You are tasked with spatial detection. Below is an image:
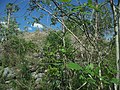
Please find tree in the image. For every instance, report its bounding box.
[0,0,119,89]
[27,0,119,89]
[0,3,38,90]
[109,0,120,89]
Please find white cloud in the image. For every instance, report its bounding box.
[31,23,43,29]
[15,28,20,31]
[18,28,20,30]
[28,27,32,30]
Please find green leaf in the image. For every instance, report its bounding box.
[67,62,82,70]
[86,63,94,70]
[50,52,54,55]
[89,63,94,69]
[88,0,92,5]
[59,0,71,2]
[111,78,120,84]
[43,0,50,5]
[87,78,96,85]
[72,6,84,13]
[79,75,85,80]
[60,48,66,53]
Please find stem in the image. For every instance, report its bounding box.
[110,0,120,89]
[7,10,11,29]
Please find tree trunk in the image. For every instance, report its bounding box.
[7,10,11,29]
[110,0,120,89]
[62,16,65,47]
[94,0,103,89]
[118,0,120,90]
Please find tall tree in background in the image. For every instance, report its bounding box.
[6,3,19,29]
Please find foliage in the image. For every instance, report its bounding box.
[0,0,119,90]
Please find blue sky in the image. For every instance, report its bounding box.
[0,0,118,32]
[0,0,60,31]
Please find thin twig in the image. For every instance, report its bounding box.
[76,82,87,90]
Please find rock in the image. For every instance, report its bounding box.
[3,67,15,78]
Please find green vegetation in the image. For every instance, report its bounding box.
[0,0,120,90]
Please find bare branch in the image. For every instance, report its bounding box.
[76,82,87,90]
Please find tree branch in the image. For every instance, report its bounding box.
[35,2,91,53]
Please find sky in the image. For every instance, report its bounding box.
[0,0,61,32]
[0,0,118,32]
